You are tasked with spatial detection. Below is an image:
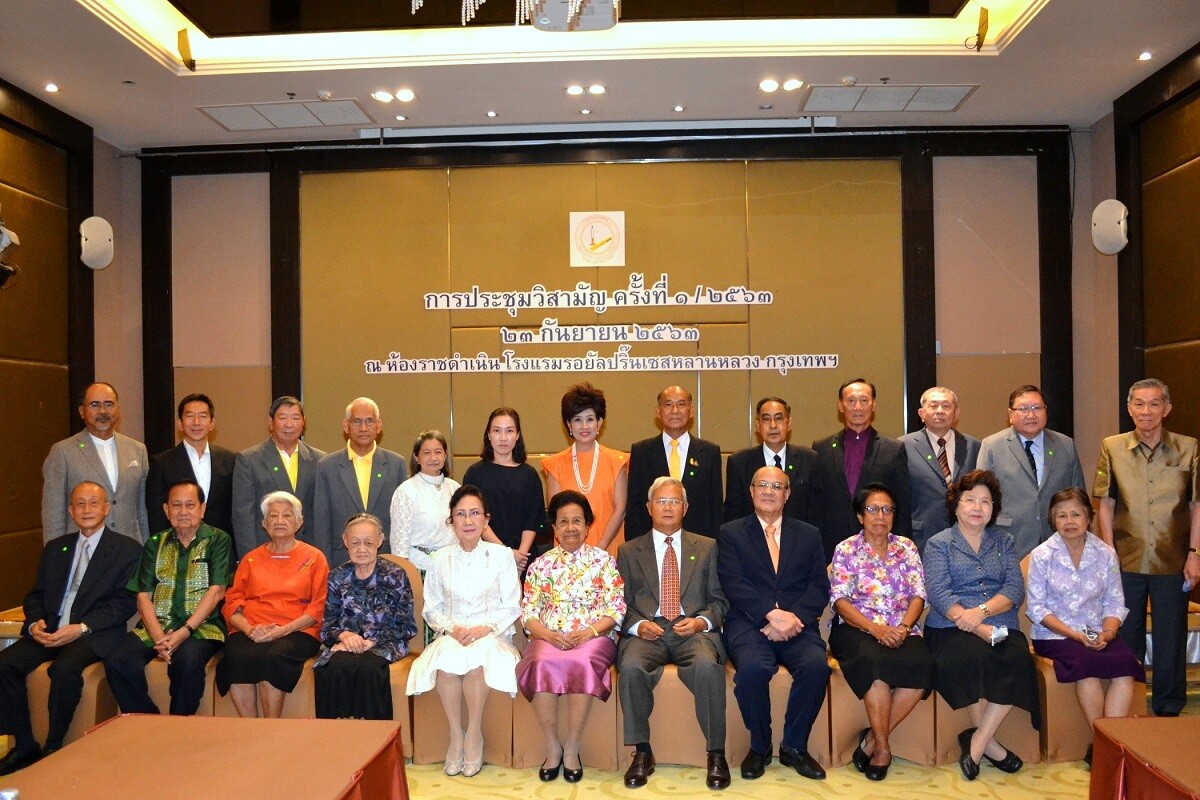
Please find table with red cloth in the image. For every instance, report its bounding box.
[1091,717,1200,800]
[0,714,408,800]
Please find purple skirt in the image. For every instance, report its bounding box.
[515,636,616,702]
[1032,637,1146,683]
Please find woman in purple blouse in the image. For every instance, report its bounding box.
[1025,488,1144,764]
[829,482,934,781]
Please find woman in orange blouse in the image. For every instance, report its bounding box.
[217,491,329,717]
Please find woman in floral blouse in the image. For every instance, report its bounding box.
[314,512,417,720]
[516,490,626,784]
[829,482,933,781]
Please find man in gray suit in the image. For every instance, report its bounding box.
[311,397,406,568]
[616,477,730,790]
[41,382,149,544]
[977,384,1086,558]
[901,387,981,551]
[232,395,325,560]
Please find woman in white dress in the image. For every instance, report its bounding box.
[389,430,460,574]
[406,484,521,778]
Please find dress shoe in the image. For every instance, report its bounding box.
[983,746,1023,773]
[706,752,731,790]
[1084,744,1093,767]
[864,757,891,782]
[563,764,584,783]
[739,749,770,779]
[0,746,42,776]
[852,727,871,773]
[958,728,979,781]
[624,751,655,788]
[538,761,561,781]
[779,743,825,780]
[461,759,483,778]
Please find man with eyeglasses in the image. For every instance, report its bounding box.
[978,384,1085,559]
[723,397,817,526]
[718,466,829,781]
[311,397,406,567]
[901,387,981,551]
[41,382,149,544]
[1093,378,1199,717]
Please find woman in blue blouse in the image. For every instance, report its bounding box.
[922,469,1039,781]
[314,512,417,719]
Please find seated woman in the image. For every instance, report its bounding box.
[1026,487,1144,764]
[516,490,626,783]
[217,491,329,717]
[406,485,522,778]
[829,482,934,781]
[923,469,1040,781]
[314,512,418,720]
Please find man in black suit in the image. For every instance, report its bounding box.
[0,482,140,774]
[724,396,817,524]
[146,393,236,541]
[810,378,910,560]
[626,386,723,540]
[719,466,830,781]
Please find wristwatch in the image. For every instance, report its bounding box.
[79,622,91,636]
[977,603,989,616]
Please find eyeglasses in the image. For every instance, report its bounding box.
[348,418,377,428]
[652,498,683,507]
[863,505,895,515]
[752,480,787,492]
[1009,404,1045,415]
[959,497,993,507]
[85,401,117,410]
[453,509,485,519]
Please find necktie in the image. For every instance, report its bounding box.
[937,437,951,483]
[59,540,92,624]
[1023,439,1038,484]
[764,524,780,572]
[773,453,782,469]
[661,536,680,619]
[668,439,682,481]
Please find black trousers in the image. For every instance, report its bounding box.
[0,636,100,752]
[104,632,221,715]
[1119,571,1187,715]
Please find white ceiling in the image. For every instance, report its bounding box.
[1,0,1198,151]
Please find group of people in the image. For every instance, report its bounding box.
[0,376,1194,785]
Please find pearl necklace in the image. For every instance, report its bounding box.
[418,472,445,492]
[571,443,600,495]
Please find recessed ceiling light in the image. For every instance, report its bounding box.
[396,88,416,102]
[759,103,773,110]
[674,105,685,112]
[486,110,497,118]
[372,90,394,102]
[45,83,59,93]
[759,79,779,92]
[395,115,407,121]
[566,85,585,96]
[581,108,591,115]
[782,79,803,91]
[1138,51,1153,61]
[588,84,606,95]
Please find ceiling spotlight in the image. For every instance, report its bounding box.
[486,110,497,118]
[1138,51,1153,61]
[674,105,685,112]
[588,84,606,95]
[782,79,803,91]
[759,79,779,93]
[395,115,407,121]
[45,83,59,93]
[759,103,773,110]
[581,109,591,115]
[372,90,394,102]
[396,88,416,102]
[566,85,585,96]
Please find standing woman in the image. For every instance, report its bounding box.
[390,430,461,572]
[406,486,522,778]
[462,408,545,573]
[923,469,1040,781]
[541,383,629,556]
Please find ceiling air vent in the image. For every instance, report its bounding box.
[800,84,977,114]
[200,98,374,132]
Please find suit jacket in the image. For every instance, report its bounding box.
[231,438,326,560]
[625,435,723,540]
[723,443,817,525]
[717,515,829,645]
[312,445,407,568]
[810,429,911,560]
[41,431,149,545]
[901,429,981,551]
[615,530,728,659]
[23,527,141,658]
[977,426,1086,559]
[146,442,237,539]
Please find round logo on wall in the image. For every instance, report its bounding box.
[572,213,622,264]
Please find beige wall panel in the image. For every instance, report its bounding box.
[1143,156,1200,346]
[0,529,43,610]
[171,366,273,453]
[933,156,1040,356]
[172,174,271,367]
[0,361,70,533]
[1145,342,1200,440]
[935,353,1042,441]
[0,125,67,205]
[0,186,68,363]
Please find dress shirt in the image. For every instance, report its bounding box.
[921,524,1024,630]
[90,433,120,489]
[183,440,212,499]
[662,431,692,462]
[348,441,377,508]
[1019,432,1046,486]
[628,528,713,635]
[276,444,299,491]
[924,429,955,475]
[762,444,786,471]
[1025,532,1128,639]
[841,427,871,492]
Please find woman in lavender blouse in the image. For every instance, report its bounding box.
[1026,488,1144,764]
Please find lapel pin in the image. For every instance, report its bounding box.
[926,454,933,460]
[272,466,279,471]
[787,463,794,471]
[689,555,696,561]
[832,442,838,448]
[376,472,382,478]
[78,442,86,449]
[1048,450,1055,456]
[688,470,695,477]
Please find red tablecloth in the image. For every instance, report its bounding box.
[1091,717,1200,800]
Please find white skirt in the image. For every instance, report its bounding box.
[405,633,520,697]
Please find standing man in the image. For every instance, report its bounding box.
[312,397,407,567]
[626,386,723,540]
[617,477,730,790]
[0,482,141,773]
[232,395,326,560]
[1094,379,1199,717]
[978,384,1086,559]
[811,379,910,560]
[724,396,817,525]
[42,382,149,544]
[146,393,236,539]
[901,387,981,550]
[719,466,830,781]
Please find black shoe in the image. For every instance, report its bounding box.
[739,749,770,780]
[0,745,42,776]
[958,728,979,781]
[852,727,871,773]
[864,756,891,782]
[706,752,731,790]
[624,751,655,788]
[779,743,825,780]
[563,764,583,783]
[538,760,561,781]
[1084,744,1093,768]
[982,745,1023,773]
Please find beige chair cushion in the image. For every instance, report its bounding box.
[510,666,620,770]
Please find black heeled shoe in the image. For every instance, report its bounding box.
[958,728,979,781]
[539,760,561,781]
[982,745,1023,773]
[852,728,870,773]
[864,756,891,781]
[563,764,583,783]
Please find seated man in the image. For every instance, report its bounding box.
[104,480,232,715]
[616,477,731,790]
[719,466,830,781]
[0,482,141,774]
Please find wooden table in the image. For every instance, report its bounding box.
[1090,717,1200,800]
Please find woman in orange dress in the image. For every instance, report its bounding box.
[541,383,628,556]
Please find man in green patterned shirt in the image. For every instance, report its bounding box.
[104,480,232,714]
